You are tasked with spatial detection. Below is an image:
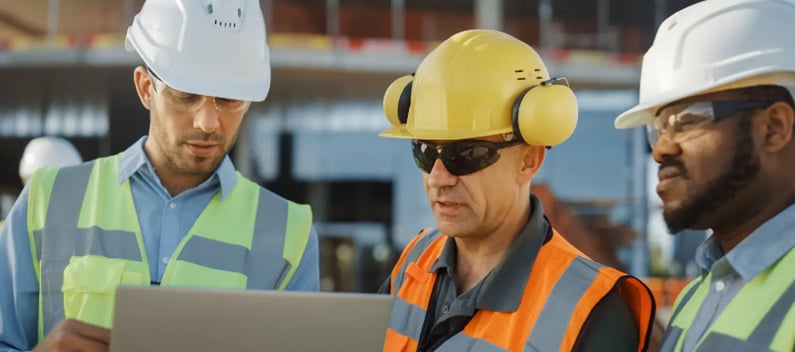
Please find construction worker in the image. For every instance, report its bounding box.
[0,0,319,351]
[614,0,795,351]
[18,136,84,185]
[378,29,654,352]
[0,137,84,229]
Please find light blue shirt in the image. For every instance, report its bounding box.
[0,137,320,351]
[680,202,795,351]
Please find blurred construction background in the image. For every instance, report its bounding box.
[0,0,706,316]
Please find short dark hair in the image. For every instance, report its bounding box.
[731,85,795,107]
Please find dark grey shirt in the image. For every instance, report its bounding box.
[381,195,641,351]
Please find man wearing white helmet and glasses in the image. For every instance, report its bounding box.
[0,1,319,351]
[615,0,795,350]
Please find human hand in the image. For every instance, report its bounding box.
[32,319,110,352]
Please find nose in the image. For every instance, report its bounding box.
[193,100,220,133]
[651,132,682,164]
[426,159,458,188]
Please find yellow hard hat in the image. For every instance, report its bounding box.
[381,29,578,146]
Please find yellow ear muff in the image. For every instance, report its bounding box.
[383,75,414,128]
[512,79,578,146]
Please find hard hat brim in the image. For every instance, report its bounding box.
[379,126,515,141]
[614,69,795,129]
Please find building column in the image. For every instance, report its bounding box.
[475,0,503,30]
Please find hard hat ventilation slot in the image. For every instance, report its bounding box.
[213,20,237,28]
[205,0,245,31]
[515,69,527,81]
[534,68,543,81]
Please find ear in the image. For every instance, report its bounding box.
[518,145,546,184]
[133,66,153,110]
[761,101,794,153]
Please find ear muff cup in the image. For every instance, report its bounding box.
[511,82,578,146]
[383,75,415,127]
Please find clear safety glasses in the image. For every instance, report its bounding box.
[647,100,773,147]
[147,68,250,114]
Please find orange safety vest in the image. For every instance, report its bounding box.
[384,229,654,352]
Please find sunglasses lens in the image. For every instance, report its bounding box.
[411,140,437,173]
[411,140,506,176]
[442,143,499,176]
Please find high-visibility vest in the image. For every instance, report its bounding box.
[660,246,795,352]
[384,229,654,352]
[27,154,313,341]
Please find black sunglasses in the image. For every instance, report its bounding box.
[411,139,523,176]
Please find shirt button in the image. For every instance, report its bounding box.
[169,203,176,209]
[162,257,170,265]
[715,281,725,292]
[442,305,449,314]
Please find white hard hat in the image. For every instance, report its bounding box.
[125,0,271,102]
[615,0,795,129]
[19,137,83,182]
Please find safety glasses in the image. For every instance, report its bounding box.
[411,139,523,176]
[647,100,773,147]
[147,68,250,114]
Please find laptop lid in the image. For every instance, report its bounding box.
[110,286,394,352]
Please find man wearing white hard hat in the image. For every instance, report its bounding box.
[615,0,795,350]
[18,136,83,185]
[0,137,82,228]
[0,1,319,351]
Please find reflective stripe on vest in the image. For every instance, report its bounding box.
[27,155,312,341]
[663,246,795,352]
[384,229,654,352]
[659,277,703,352]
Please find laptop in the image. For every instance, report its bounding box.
[110,285,394,352]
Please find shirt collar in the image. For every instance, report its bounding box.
[429,194,550,312]
[117,136,237,199]
[695,202,795,281]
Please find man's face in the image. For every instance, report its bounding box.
[415,135,537,239]
[652,93,763,233]
[141,68,248,176]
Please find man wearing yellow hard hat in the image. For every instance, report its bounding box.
[378,29,655,352]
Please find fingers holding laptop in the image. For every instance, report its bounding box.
[33,319,111,352]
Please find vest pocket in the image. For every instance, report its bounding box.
[62,255,144,329]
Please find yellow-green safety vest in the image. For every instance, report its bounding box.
[660,246,795,351]
[27,154,313,342]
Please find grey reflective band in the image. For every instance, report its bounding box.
[37,162,96,337]
[177,236,250,273]
[695,279,795,351]
[388,296,427,341]
[248,188,290,289]
[669,277,703,326]
[658,277,704,352]
[659,326,683,352]
[176,188,291,289]
[392,229,441,292]
[745,279,795,345]
[34,228,141,262]
[436,333,509,352]
[697,333,749,351]
[525,257,601,352]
